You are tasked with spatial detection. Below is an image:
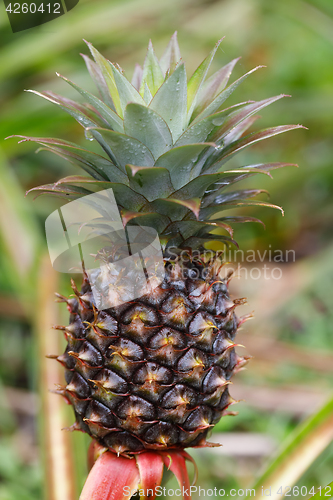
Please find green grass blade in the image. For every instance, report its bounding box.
[36,256,77,500]
[309,480,333,500]
[0,148,42,312]
[253,396,333,500]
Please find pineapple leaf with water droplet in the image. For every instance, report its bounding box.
[87,127,155,171]
[125,165,174,201]
[124,103,173,160]
[155,143,214,189]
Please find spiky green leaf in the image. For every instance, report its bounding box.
[110,63,146,116]
[9,135,128,182]
[193,58,240,118]
[29,176,147,211]
[131,63,143,91]
[26,183,90,200]
[44,175,113,191]
[209,95,287,144]
[187,39,223,119]
[169,169,269,201]
[81,53,115,109]
[140,40,165,96]
[212,188,269,204]
[57,73,124,133]
[175,102,252,147]
[223,115,259,146]
[193,66,264,123]
[150,198,201,221]
[26,90,106,129]
[143,82,153,104]
[159,31,181,76]
[122,211,170,233]
[162,219,233,240]
[216,216,265,226]
[61,176,147,211]
[200,200,284,219]
[85,41,122,116]
[208,125,305,173]
[149,64,187,141]
[202,163,296,206]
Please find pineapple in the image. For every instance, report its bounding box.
[13,32,302,495]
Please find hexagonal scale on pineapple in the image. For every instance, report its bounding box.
[144,421,179,447]
[84,400,117,438]
[188,282,216,311]
[66,371,91,399]
[104,431,144,455]
[160,291,194,330]
[90,368,128,393]
[147,328,187,366]
[202,365,228,393]
[85,326,117,352]
[161,384,196,409]
[69,341,103,366]
[132,362,174,402]
[177,348,208,388]
[182,405,213,431]
[115,395,156,434]
[120,304,161,343]
[188,312,218,350]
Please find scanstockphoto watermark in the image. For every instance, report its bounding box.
[123,486,257,498]
[123,485,330,497]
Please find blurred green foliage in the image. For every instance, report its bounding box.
[0,0,332,498]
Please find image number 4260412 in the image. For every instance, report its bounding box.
[4,0,79,32]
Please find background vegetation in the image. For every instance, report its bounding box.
[0,0,332,499]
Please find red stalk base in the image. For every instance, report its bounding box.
[80,441,197,500]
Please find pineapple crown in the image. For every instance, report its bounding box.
[13,32,303,251]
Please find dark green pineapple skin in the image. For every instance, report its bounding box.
[56,257,247,455]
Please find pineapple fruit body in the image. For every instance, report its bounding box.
[15,33,302,455]
[59,257,246,454]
